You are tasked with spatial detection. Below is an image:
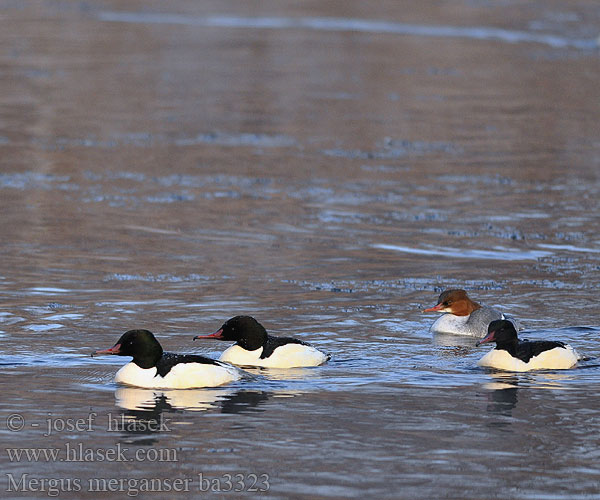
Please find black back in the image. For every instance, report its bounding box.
[155,352,222,378]
[512,340,567,363]
[260,335,309,359]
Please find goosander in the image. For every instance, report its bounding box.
[424,289,519,337]
[93,329,242,389]
[476,320,579,371]
[193,316,330,368]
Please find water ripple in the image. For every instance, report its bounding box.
[372,243,552,261]
[97,12,600,50]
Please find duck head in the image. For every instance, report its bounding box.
[194,316,268,351]
[476,319,518,347]
[93,329,163,369]
[423,289,481,316]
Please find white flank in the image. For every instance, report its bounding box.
[430,314,471,335]
[219,343,329,368]
[114,361,241,389]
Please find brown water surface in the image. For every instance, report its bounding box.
[1,1,600,498]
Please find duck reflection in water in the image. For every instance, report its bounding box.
[113,386,273,428]
[482,375,520,418]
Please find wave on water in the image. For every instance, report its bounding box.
[372,243,552,261]
[97,12,600,50]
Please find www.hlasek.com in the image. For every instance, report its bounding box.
[6,473,270,497]
[6,442,177,463]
